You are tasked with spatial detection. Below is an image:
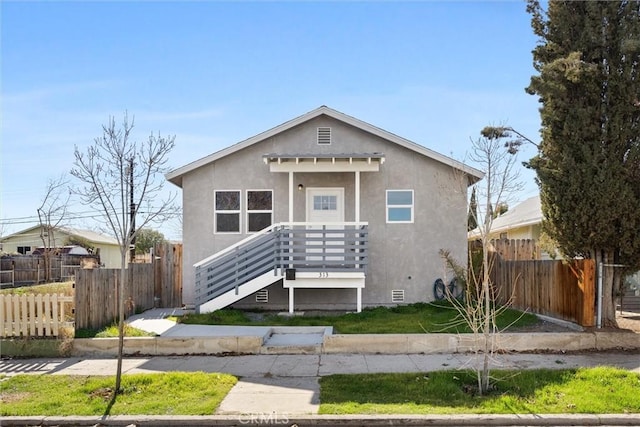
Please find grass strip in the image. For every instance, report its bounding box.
[179,302,539,334]
[0,372,237,416]
[319,367,640,414]
[0,281,74,296]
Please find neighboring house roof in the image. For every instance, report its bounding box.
[0,225,118,246]
[166,105,484,187]
[59,227,119,245]
[468,195,542,238]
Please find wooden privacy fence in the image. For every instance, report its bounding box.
[153,243,182,309]
[0,293,74,337]
[74,243,182,330]
[490,238,540,260]
[491,258,596,327]
[0,255,100,288]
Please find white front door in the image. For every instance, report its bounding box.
[306,188,345,223]
[306,188,345,261]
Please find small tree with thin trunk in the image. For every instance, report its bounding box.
[37,175,71,282]
[443,126,523,395]
[71,113,178,395]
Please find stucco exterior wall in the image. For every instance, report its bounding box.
[181,115,469,309]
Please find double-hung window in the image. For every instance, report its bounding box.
[214,190,241,233]
[247,190,273,233]
[386,190,414,223]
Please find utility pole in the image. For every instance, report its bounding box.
[129,157,136,263]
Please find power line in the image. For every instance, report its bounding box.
[0,211,106,226]
[0,208,180,226]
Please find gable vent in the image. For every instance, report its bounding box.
[255,290,269,303]
[391,289,405,303]
[317,127,331,145]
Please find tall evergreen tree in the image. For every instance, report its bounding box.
[526,0,640,326]
[468,186,478,231]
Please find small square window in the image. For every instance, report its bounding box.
[313,195,337,211]
[386,190,414,223]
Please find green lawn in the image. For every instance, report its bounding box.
[319,367,640,414]
[0,372,237,416]
[0,281,74,296]
[178,302,539,334]
[2,368,638,416]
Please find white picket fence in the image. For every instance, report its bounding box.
[0,293,74,337]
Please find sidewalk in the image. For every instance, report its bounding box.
[2,352,639,417]
[2,352,640,426]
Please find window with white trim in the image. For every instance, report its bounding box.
[247,190,273,233]
[214,190,241,233]
[386,190,414,223]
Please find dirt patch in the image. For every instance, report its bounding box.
[616,312,640,332]
[509,312,640,333]
[507,318,578,333]
[0,391,31,404]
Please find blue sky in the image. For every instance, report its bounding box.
[1,1,542,241]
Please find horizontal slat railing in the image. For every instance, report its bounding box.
[275,224,368,274]
[194,222,368,306]
[195,230,278,305]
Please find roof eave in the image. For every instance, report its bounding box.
[165,105,485,186]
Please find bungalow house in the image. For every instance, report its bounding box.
[0,226,121,268]
[468,195,543,241]
[467,195,557,260]
[166,106,483,313]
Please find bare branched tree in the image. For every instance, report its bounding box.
[442,127,523,395]
[71,113,179,395]
[37,175,71,282]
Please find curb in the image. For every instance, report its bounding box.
[3,414,640,426]
[69,331,640,357]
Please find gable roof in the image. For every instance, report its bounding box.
[166,105,484,187]
[1,225,118,246]
[491,195,542,233]
[468,195,542,238]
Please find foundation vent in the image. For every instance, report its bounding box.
[255,290,269,303]
[391,289,405,303]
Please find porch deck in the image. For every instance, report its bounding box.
[194,222,368,313]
